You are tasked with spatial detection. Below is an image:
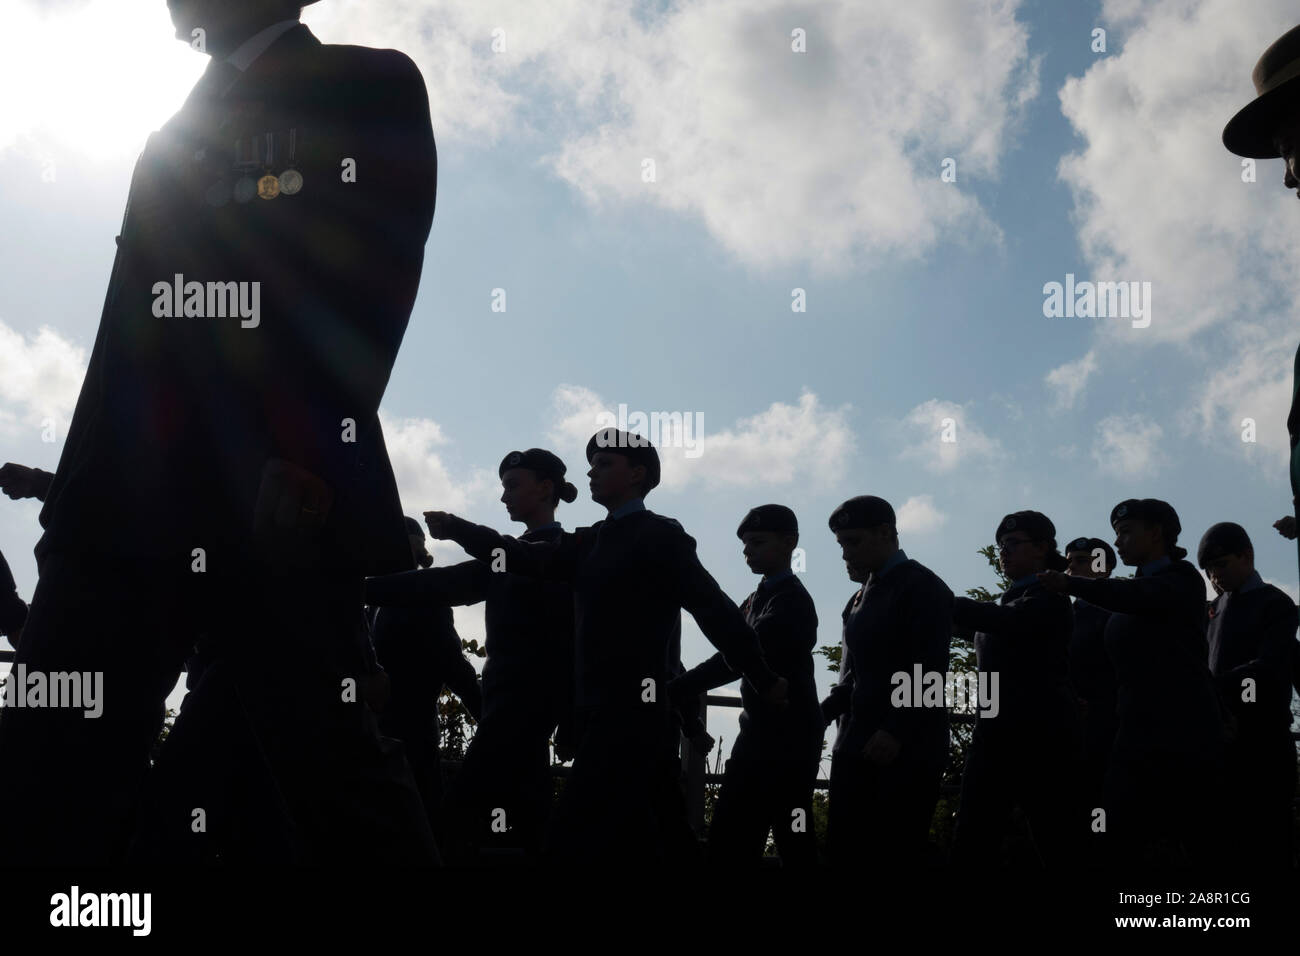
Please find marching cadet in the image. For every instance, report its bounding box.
[951,512,1081,866]
[424,428,788,864]
[669,504,822,867]
[366,517,483,842]
[821,496,952,866]
[1038,499,1226,866]
[0,0,440,864]
[364,450,577,864]
[1198,522,1298,869]
[1063,536,1119,819]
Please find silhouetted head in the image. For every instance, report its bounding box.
[1198,522,1256,594]
[829,496,898,583]
[1064,536,1116,579]
[737,505,799,576]
[1223,24,1300,198]
[168,0,309,56]
[1109,499,1185,568]
[994,511,1068,581]
[585,429,659,510]
[498,448,577,527]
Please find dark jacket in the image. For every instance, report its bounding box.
[1207,581,1298,746]
[365,525,573,731]
[954,580,1077,737]
[0,549,27,641]
[1068,598,1116,707]
[366,603,481,730]
[1068,557,1225,760]
[36,25,436,577]
[441,510,777,717]
[826,558,953,770]
[671,572,822,761]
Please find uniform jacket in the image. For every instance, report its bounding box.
[1207,581,1298,744]
[954,580,1077,738]
[826,558,953,770]
[36,25,436,577]
[441,510,776,717]
[365,524,574,731]
[671,572,822,761]
[1069,558,1225,760]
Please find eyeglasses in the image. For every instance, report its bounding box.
[997,537,1033,553]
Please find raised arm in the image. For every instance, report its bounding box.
[365,560,488,608]
[425,511,580,583]
[669,528,779,696]
[953,588,1070,640]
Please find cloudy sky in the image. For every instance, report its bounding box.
[3,0,1299,758]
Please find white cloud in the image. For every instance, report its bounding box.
[897,399,1001,474]
[1090,413,1166,478]
[377,408,494,533]
[895,494,948,534]
[6,0,1040,271]
[0,321,87,440]
[1055,0,1300,464]
[545,384,854,490]
[311,0,1039,271]
[1045,349,1098,410]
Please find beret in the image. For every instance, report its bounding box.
[1111,498,1187,560]
[828,496,895,532]
[1197,522,1253,567]
[1065,536,1117,571]
[586,428,660,491]
[500,447,578,503]
[737,504,799,539]
[997,510,1056,544]
[997,510,1068,571]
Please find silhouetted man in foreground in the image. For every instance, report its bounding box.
[1224,24,1300,591]
[0,0,438,864]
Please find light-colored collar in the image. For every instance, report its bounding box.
[607,498,646,521]
[1237,570,1265,594]
[867,548,907,588]
[1138,554,1172,577]
[760,568,795,589]
[226,19,299,72]
[523,521,562,537]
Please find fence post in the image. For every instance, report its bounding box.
[681,691,707,834]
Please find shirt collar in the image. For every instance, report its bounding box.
[1237,570,1265,594]
[760,568,795,589]
[873,548,907,581]
[1138,554,1172,577]
[523,521,562,538]
[607,498,646,521]
[1010,572,1039,590]
[226,19,300,72]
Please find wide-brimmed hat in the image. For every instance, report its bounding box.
[1223,24,1300,158]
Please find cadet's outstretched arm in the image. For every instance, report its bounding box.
[425,512,579,583]
[952,591,1071,641]
[671,531,779,695]
[364,560,488,608]
[1058,568,1199,615]
[671,653,739,699]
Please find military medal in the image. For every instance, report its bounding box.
[233,136,256,204]
[256,132,279,200]
[278,128,303,195]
